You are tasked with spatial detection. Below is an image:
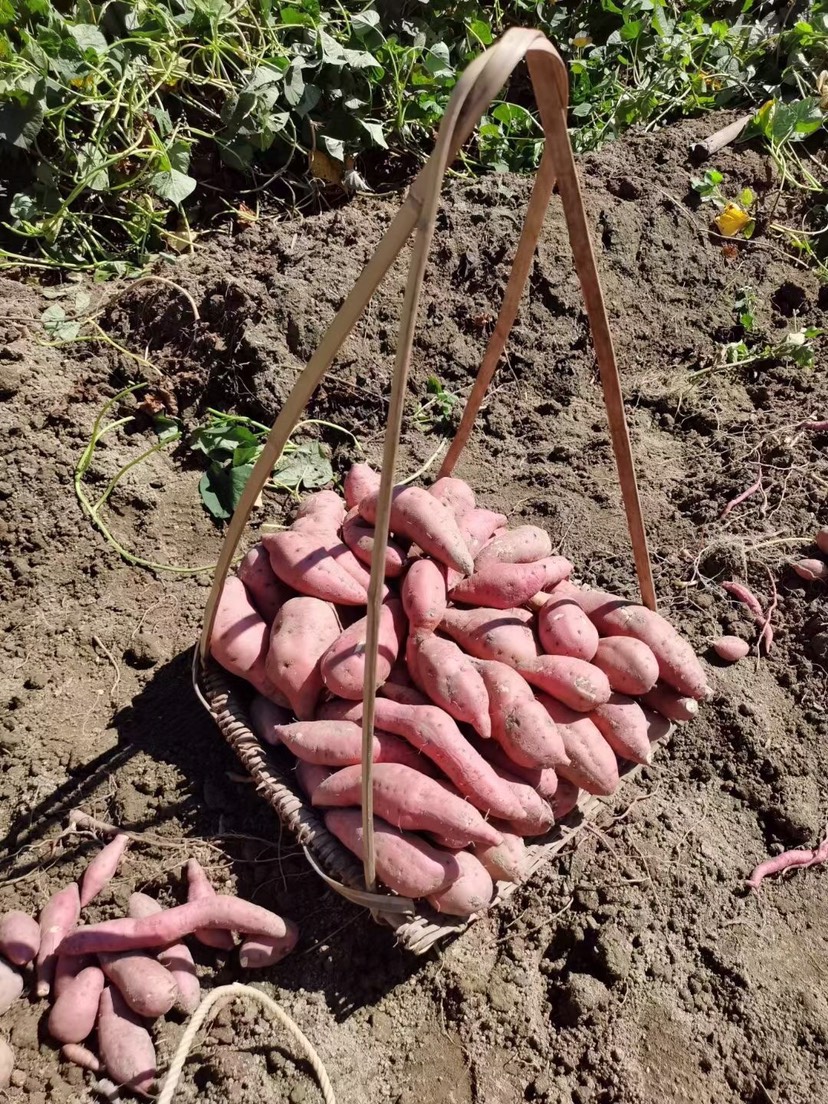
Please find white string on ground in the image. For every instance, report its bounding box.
[157,982,336,1104]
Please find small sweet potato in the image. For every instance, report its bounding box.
[460,508,510,558]
[591,635,659,696]
[517,655,611,712]
[313,763,503,848]
[0,911,40,967]
[538,695,619,796]
[239,935,295,969]
[428,477,476,521]
[276,718,437,774]
[537,598,599,661]
[99,951,177,1019]
[48,965,105,1044]
[54,952,95,999]
[61,1044,100,1074]
[474,827,529,884]
[324,809,461,897]
[449,560,548,609]
[475,525,552,568]
[341,508,406,578]
[0,957,23,1016]
[712,635,750,662]
[0,1038,12,1090]
[36,883,80,997]
[553,580,709,699]
[591,693,652,765]
[320,599,405,700]
[185,859,235,953]
[476,659,568,769]
[409,631,491,739]
[372,698,523,820]
[402,559,447,633]
[792,557,827,582]
[127,894,200,1015]
[816,527,828,555]
[440,606,539,668]
[551,779,580,819]
[238,544,290,624]
[293,490,346,533]
[359,486,474,576]
[209,575,273,696]
[265,596,342,719]
[640,682,699,723]
[426,851,494,917]
[344,463,381,510]
[493,765,555,837]
[97,986,156,1095]
[79,833,131,908]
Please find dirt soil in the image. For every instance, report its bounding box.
[1,113,827,1104]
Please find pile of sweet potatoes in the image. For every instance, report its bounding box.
[0,833,296,1095]
[211,465,709,917]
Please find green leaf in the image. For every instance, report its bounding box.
[357,118,387,147]
[424,42,454,79]
[468,18,492,45]
[738,187,755,207]
[77,144,109,191]
[150,168,196,205]
[199,462,254,520]
[68,24,109,56]
[41,304,80,341]
[272,441,333,492]
[571,101,593,117]
[352,10,380,38]
[191,421,260,459]
[620,20,642,41]
[153,415,181,443]
[320,134,345,162]
[0,88,45,150]
[9,191,38,221]
[283,58,305,106]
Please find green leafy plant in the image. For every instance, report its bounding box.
[413,375,460,435]
[691,169,757,238]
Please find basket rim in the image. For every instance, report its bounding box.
[195,651,662,955]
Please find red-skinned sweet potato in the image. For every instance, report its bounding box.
[537,695,619,796]
[341,508,406,578]
[537,598,599,661]
[0,958,23,1015]
[344,463,381,510]
[426,851,494,917]
[128,894,200,1015]
[474,827,529,884]
[324,809,461,897]
[97,986,156,1095]
[237,544,291,623]
[402,559,447,633]
[428,477,476,521]
[0,911,40,967]
[517,655,611,712]
[551,779,580,819]
[36,883,80,997]
[591,636,659,695]
[265,596,341,719]
[98,951,177,1019]
[591,693,652,765]
[476,659,568,769]
[640,682,699,723]
[210,576,274,698]
[186,859,235,953]
[263,526,369,606]
[359,486,474,576]
[276,717,438,775]
[440,606,538,667]
[449,561,548,609]
[320,599,405,700]
[475,525,552,568]
[79,833,131,908]
[408,631,491,739]
[48,965,105,1044]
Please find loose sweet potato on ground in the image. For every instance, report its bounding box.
[186,859,235,952]
[97,986,157,1095]
[98,951,178,1018]
[48,965,105,1044]
[79,832,131,908]
[0,957,23,1016]
[440,606,539,667]
[0,1039,12,1089]
[640,682,699,723]
[0,911,40,967]
[313,763,502,848]
[36,883,80,997]
[324,809,461,897]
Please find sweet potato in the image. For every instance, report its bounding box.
[359,486,474,576]
[54,952,94,998]
[535,555,574,590]
[537,598,599,661]
[97,986,157,1095]
[186,859,235,952]
[341,508,406,578]
[640,682,699,723]
[378,681,432,708]
[344,463,381,509]
[428,476,476,521]
[239,935,295,969]
[60,898,297,957]
[0,957,23,1015]
[265,596,341,719]
[36,883,80,997]
[474,827,529,884]
[320,599,405,700]
[460,508,510,557]
[475,525,552,568]
[275,718,434,774]
[61,1043,101,1074]
[476,659,568,769]
[237,544,290,624]
[249,693,291,746]
[79,833,131,908]
[641,706,673,746]
[551,779,580,819]
[263,526,369,606]
[294,760,332,799]
[817,527,828,555]
[48,965,105,1044]
[324,809,461,897]
[0,1039,12,1090]
[792,557,828,582]
[209,576,273,696]
[538,695,619,796]
[127,894,200,1015]
[99,951,177,1018]
[712,635,750,662]
[553,580,709,699]
[517,655,611,712]
[408,631,491,739]
[440,606,539,667]
[313,763,503,848]
[493,765,555,837]
[449,560,548,609]
[426,851,494,917]
[591,636,659,696]
[402,559,447,633]
[293,490,346,532]
[0,911,40,966]
[371,698,523,820]
[591,693,652,765]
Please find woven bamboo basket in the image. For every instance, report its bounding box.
[193,28,663,954]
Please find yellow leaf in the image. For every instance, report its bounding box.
[309,148,344,185]
[715,203,751,237]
